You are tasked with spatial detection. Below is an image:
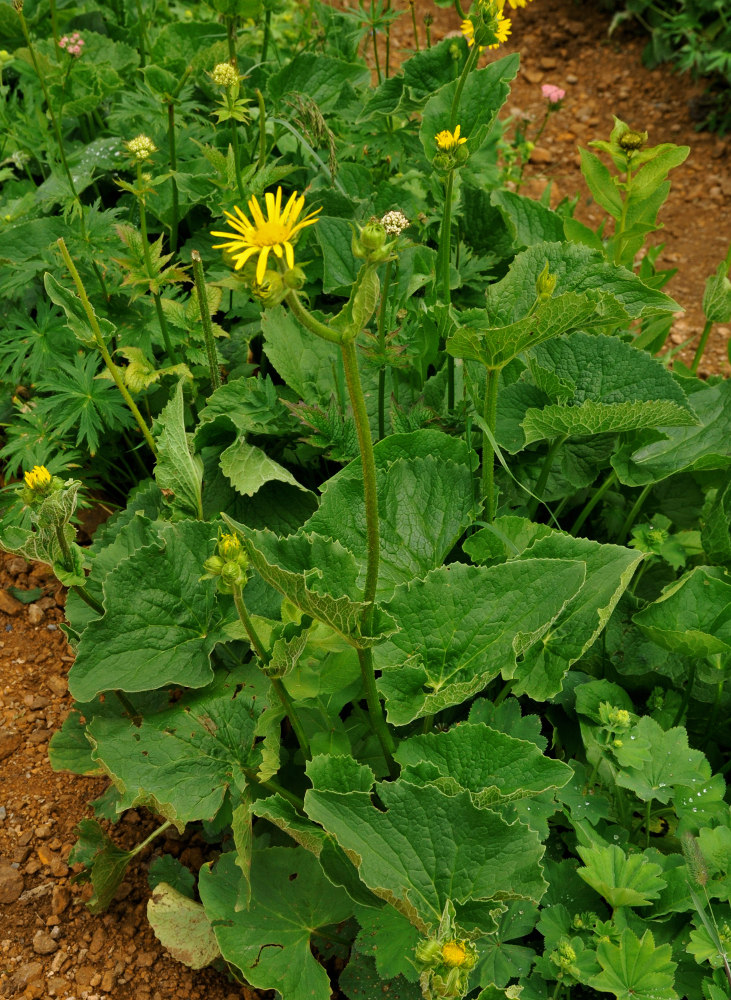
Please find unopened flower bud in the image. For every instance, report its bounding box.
[414,939,443,967]
[218,533,241,561]
[432,152,452,173]
[618,128,647,152]
[359,221,387,252]
[221,560,247,588]
[203,555,225,577]
[282,265,307,290]
[536,261,558,300]
[253,271,286,307]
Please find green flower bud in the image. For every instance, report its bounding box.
[283,265,307,290]
[432,152,452,173]
[202,555,225,577]
[414,939,443,967]
[221,559,247,588]
[218,533,242,561]
[618,128,648,152]
[253,270,286,307]
[536,261,558,300]
[359,221,387,252]
[453,143,470,165]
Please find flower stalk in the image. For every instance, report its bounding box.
[191,251,222,393]
[57,239,157,456]
[481,368,500,521]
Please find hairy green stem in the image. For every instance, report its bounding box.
[71,584,104,616]
[424,15,432,48]
[341,339,397,771]
[449,42,480,130]
[57,239,157,456]
[167,100,179,253]
[384,0,392,77]
[570,470,617,536]
[617,482,652,545]
[409,0,420,51]
[136,164,180,366]
[690,317,714,375]
[255,88,267,171]
[438,169,456,410]
[226,14,238,67]
[261,7,271,64]
[285,290,343,344]
[130,820,172,858]
[613,163,633,266]
[527,435,566,519]
[133,0,149,68]
[49,0,61,59]
[191,251,222,392]
[371,19,382,83]
[376,259,394,440]
[232,587,311,759]
[481,368,500,521]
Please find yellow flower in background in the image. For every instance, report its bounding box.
[501,0,535,8]
[435,125,467,151]
[24,465,52,493]
[461,11,511,49]
[211,188,320,283]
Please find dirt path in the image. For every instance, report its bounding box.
[1,3,729,999]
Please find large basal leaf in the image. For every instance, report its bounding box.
[612,379,731,486]
[154,379,203,519]
[375,559,586,726]
[448,290,625,372]
[394,724,572,805]
[220,435,305,497]
[267,53,370,110]
[86,665,272,828]
[147,883,220,969]
[503,533,643,700]
[519,332,696,444]
[633,566,731,657]
[261,305,338,404]
[304,755,547,934]
[482,242,680,327]
[491,189,566,247]
[420,53,519,158]
[306,430,476,600]
[198,847,354,1000]
[68,520,232,701]
[223,519,395,647]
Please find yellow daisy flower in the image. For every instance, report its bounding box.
[500,0,534,8]
[461,12,511,49]
[24,465,52,492]
[435,125,468,151]
[211,188,320,284]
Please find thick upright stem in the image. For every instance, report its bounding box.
[255,89,267,171]
[449,42,480,130]
[137,164,180,366]
[570,470,617,536]
[191,251,222,392]
[481,368,500,521]
[691,318,714,376]
[57,239,157,456]
[376,259,394,440]
[340,340,397,771]
[438,169,456,411]
[408,0,420,51]
[167,100,179,253]
[384,0,392,77]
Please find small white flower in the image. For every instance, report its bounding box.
[380,210,410,236]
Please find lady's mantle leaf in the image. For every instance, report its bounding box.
[589,928,678,1000]
[68,520,232,701]
[614,716,712,804]
[374,559,586,726]
[395,724,571,805]
[86,665,272,828]
[198,847,353,1000]
[634,566,731,657]
[576,844,666,908]
[147,883,220,970]
[304,755,547,934]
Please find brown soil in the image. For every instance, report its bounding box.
[379,0,731,376]
[1,4,729,1000]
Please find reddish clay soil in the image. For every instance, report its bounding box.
[1,3,729,1000]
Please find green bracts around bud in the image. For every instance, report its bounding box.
[535,262,558,301]
[201,534,249,592]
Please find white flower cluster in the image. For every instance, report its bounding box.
[380,210,409,236]
[125,134,157,162]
